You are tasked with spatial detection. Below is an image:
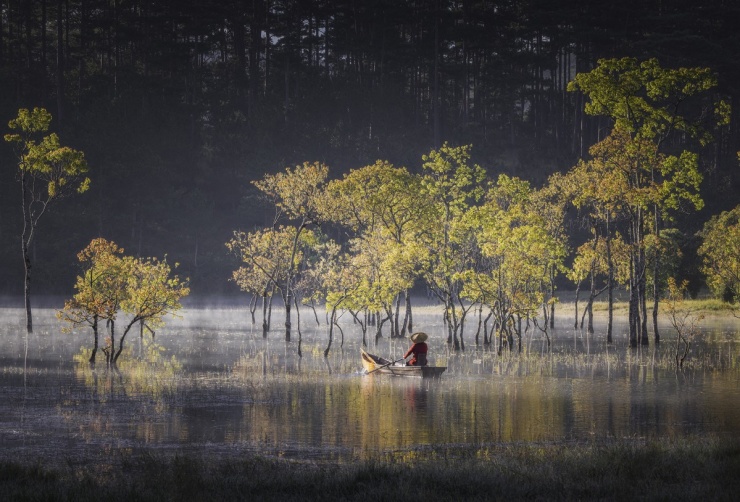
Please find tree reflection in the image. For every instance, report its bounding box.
[73,338,182,403]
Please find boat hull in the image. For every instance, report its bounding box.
[361,348,446,378]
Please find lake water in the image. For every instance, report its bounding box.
[1,304,739,467]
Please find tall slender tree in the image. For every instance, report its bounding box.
[568,57,727,345]
[252,161,329,341]
[4,107,89,333]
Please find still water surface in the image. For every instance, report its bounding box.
[1,306,739,465]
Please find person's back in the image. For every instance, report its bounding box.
[404,332,429,366]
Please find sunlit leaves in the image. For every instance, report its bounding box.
[325,160,425,240]
[567,235,631,288]
[6,107,91,333]
[253,161,329,224]
[470,175,567,322]
[58,238,127,331]
[59,238,190,363]
[568,57,723,143]
[420,142,485,216]
[227,226,318,299]
[5,107,90,200]
[120,255,190,332]
[321,160,430,319]
[6,107,52,135]
[698,206,740,304]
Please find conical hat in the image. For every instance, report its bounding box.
[410,332,428,343]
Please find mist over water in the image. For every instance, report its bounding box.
[1,304,739,467]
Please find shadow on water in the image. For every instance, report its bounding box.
[0,306,739,468]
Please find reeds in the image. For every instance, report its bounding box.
[1,437,738,501]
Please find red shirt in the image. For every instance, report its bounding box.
[404,342,428,366]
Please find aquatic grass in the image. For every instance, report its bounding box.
[577,298,737,316]
[452,333,740,378]
[1,437,739,501]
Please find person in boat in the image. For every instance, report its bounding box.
[403,332,428,366]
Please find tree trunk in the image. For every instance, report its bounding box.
[652,211,661,344]
[249,294,258,324]
[284,290,291,342]
[293,295,302,346]
[475,304,483,346]
[108,320,115,365]
[606,215,614,344]
[113,322,135,363]
[56,0,65,125]
[89,315,99,364]
[629,276,638,348]
[23,241,32,333]
[20,168,33,334]
[573,281,580,329]
[248,0,263,120]
[549,269,556,329]
[432,0,441,148]
[324,306,336,357]
[404,290,412,334]
[640,277,649,345]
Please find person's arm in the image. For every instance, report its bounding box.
[403,344,415,359]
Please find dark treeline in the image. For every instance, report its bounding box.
[1,0,738,298]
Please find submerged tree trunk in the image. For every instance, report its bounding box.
[324,306,337,357]
[249,294,258,324]
[549,269,556,329]
[639,259,649,346]
[482,310,493,345]
[587,269,595,334]
[114,322,137,363]
[606,215,614,344]
[405,290,413,333]
[21,171,33,334]
[261,292,269,337]
[573,281,581,329]
[629,247,639,348]
[293,295,302,345]
[284,289,292,342]
[108,320,115,366]
[310,299,320,326]
[22,241,32,333]
[89,315,99,364]
[475,304,483,346]
[652,212,661,344]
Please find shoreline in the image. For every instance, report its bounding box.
[2,436,738,501]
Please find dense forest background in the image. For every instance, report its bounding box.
[1,0,738,300]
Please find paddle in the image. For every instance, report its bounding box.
[366,356,406,375]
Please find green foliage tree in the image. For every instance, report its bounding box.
[466,175,567,352]
[567,234,630,337]
[568,58,725,346]
[226,226,297,335]
[5,107,89,333]
[698,205,740,308]
[324,160,429,338]
[252,161,329,341]
[59,239,189,366]
[57,238,126,364]
[115,256,189,363]
[416,143,486,350]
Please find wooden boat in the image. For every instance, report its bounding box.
[361,348,446,378]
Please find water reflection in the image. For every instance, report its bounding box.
[0,307,739,465]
